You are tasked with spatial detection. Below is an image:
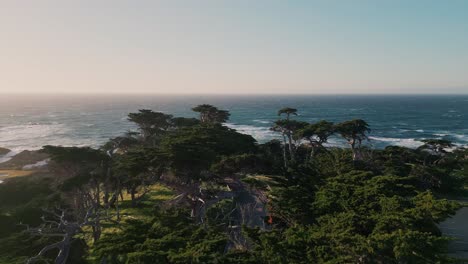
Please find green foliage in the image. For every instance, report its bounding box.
[334,119,371,160]
[171,117,201,127]
[192,104,230,124]
[257,140,285,173]
[4,105,468,263]
[419,139,455,154]
[277,107,297,119]
[295,120,334,144]
[157,124,256,180]
[102,134,139,153]
[0,177,54,210]
[272,119,308,134]
[334,119,371,140]
[93,208,231,264]
[42,145,107,165]
[211,154,266,176]
[245,169,460,263]
[128,109,173,141]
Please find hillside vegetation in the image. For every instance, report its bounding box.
[0,105,467,264]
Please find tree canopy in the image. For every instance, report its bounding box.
[192,104,230,124]
[1,105,466,264]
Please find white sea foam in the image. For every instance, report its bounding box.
[225,123,278,142]
[0,123,99,151]
[369,136,424,149]
[415,129,424,133]
[323,137,347,148]
[0,123,70,150]
[23,159,50,170]
[453,134,468,142]
[252,120,271,124]
[0,150,19,163]
[431,131,468,142]
[226,122,462,149]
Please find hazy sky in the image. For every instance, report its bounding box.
[1,1,467,94]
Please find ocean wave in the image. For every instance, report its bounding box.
[225,123,278,142]
[252,119,271,124]
[369,136,424,148]
[453,134,468,142]
[0,123,69,139]
[226,122,464,149]
[23,159,50,170]
[429,131,468,142]
[0,150,19,163]
[0,123,99,151]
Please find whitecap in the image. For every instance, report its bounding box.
[0,123,100,151]
[225,123,279,142]
[453,134,468,142]
[9,114,25,117]
[369,136,424,149]
[415,129,424,133]
[323,137,347,148]
[0,123,70,145]
[0,150,19,163]
[252,120,271,124]
[23,159,50,170]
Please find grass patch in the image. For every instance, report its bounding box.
[82,184,174,247]
[0,170,36,178]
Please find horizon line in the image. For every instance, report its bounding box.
[0,92,467,96]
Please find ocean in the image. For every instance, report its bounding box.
[0,94,467,154]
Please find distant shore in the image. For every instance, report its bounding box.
[0,148,49,183]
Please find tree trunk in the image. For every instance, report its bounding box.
[282,134,288,168]
[286,132,295,162]
[103,166,112,205]
[92,225,101,243]
[350,139,361,161]
[55,243,70,264]
[130,188,136,207]
[310,142,317,160]
[95,181,101,206]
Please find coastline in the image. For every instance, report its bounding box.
[0,148,49,184]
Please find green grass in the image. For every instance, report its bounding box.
[82,184,174,246]
[117,184,174,220]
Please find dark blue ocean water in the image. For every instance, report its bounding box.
[0,94,467,154]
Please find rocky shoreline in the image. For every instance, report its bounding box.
[0,147,50,183]
[0,147,10,156]
[0,149,49,170]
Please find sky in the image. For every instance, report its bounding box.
[0,0,467,95]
